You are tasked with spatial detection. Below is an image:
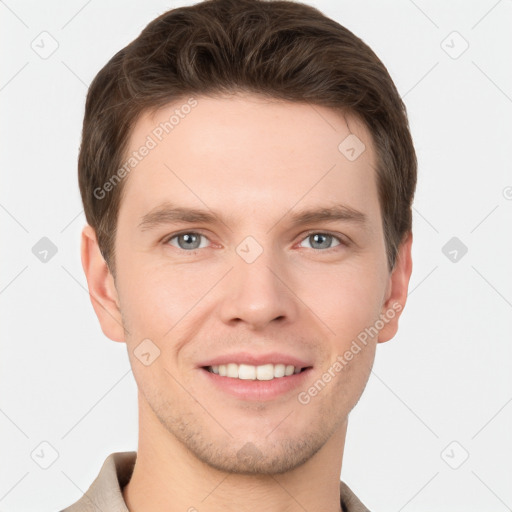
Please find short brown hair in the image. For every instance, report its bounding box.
[78,0,417,275]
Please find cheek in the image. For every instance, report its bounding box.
[116,257,221,338]
[302,262,386,341]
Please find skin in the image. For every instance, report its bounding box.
[81,93,413,512]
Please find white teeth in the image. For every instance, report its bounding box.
[285,365,295,376]
[256,364,274,381]
[274,364,285,378]
[226,363,238,378]
[207,363,304,380]
[238,364,256,380]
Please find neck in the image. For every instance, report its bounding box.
[123,395,347,512]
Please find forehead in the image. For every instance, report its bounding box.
[118,93,381,229]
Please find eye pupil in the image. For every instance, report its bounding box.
[179,233,200,249]
[310,233,331,249]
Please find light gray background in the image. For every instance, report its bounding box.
[1,0,511,510]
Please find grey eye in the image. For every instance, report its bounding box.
[168,232,208,251]
[299,233,341,250]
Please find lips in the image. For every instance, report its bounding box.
[196,351,313,400]
[198,351,312,369]
[200,364,313,401]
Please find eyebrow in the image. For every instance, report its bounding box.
[138,202,368,232]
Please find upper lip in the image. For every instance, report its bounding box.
[198,352,312,369]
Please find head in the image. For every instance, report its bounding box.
[80,0,416,475]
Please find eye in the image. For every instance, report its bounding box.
[162,230,346,254]
[298,232,344,251]
[165,231,210,252]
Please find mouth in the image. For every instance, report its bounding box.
[197,352,313,400]
[203,363,311,381]
[200,363,313,401]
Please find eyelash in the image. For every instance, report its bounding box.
[162,230,348,255]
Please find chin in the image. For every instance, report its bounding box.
[174,422,336,475]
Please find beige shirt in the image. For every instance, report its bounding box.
[60,451,370,512]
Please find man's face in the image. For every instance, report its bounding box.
[109,94,398,474]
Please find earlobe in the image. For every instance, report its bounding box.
[80,224,125,342]
[378,231,413,344]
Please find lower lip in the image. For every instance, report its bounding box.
[200,367,312,401]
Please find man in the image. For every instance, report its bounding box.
[63,0,416,510]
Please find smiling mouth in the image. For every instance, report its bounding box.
[203,363,311,381]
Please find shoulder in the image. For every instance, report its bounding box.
[339,480,372,512]
[59,451,136,512]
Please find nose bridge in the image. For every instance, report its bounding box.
[219,235,297,329]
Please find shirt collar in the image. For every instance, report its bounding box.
[62,451,370,512]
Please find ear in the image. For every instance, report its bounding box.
[378,231,413,344]
[80,224,125,342]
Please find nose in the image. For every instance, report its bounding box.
[218,246,299,331]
